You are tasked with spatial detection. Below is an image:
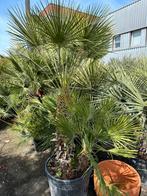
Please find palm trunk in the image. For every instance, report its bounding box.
[25,0,30,15]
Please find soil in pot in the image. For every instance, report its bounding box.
[45,134,92,195]
[45,157,92,196]
[47,153,90,180]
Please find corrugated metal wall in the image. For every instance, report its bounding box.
[104,46,147,62]
[105,0,147,62]
[111,0,147,35]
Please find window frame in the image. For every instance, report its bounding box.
[131,29,142,47]
[113,35,121,50]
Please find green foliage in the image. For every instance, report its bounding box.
[8,0,113,59]
[14,105,52,138]
[55,96,140,158]
[73,59,110,97]
[108,57,147,115]
[43,94,141,193]
[13,95,57,149]
[1,0,113,122]
[0,56,14,118]
[0,48,112,121]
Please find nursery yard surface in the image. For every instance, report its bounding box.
[0,126,94,196]
[0,125,50,196]
[0,125,147,196]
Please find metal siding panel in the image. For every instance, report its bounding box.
[112,0,147,34]
[104,47,147,62]
[106,0,147,61]
[141,28,146,46]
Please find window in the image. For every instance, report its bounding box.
[114,35,121,49]
[131,30,141,47]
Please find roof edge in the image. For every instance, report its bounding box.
[109,0,141,14]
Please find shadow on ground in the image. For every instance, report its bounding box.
[0,153,97,196]
[0,121,50,196]
[0,153,50,196]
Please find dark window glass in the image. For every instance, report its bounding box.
[114,35,121,48]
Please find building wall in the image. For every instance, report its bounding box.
[111,0,147,35]
[104,46,147,62]
[105,0,147,61]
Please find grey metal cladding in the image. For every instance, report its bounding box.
[104,46,147,62]
[111,0,147,35]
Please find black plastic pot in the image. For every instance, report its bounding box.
[130,158,147,185]
[45,157,92,196]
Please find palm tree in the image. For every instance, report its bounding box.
[6,0,113,115]
[1,1,141,194]
[8,0,113,57]
[36,94,141,194]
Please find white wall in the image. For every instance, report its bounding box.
[104,0,147,61]
[110,0,147,35]
[104,46,147,62]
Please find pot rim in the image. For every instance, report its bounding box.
[94,159,141,186]
[45,156,92,183]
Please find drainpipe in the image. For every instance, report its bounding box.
[25,0,30,15]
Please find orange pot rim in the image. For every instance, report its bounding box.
[94,160,141,196]
[98,159,141,183]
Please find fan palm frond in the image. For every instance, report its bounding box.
[54,96,141,158]
[8,0,112,59]
[108,61,147,114]
[73,59,110,97]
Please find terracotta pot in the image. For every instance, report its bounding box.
[94,160,141,196]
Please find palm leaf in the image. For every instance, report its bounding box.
[8,0,112,59]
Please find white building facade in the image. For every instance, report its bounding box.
[104,0,147,61]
